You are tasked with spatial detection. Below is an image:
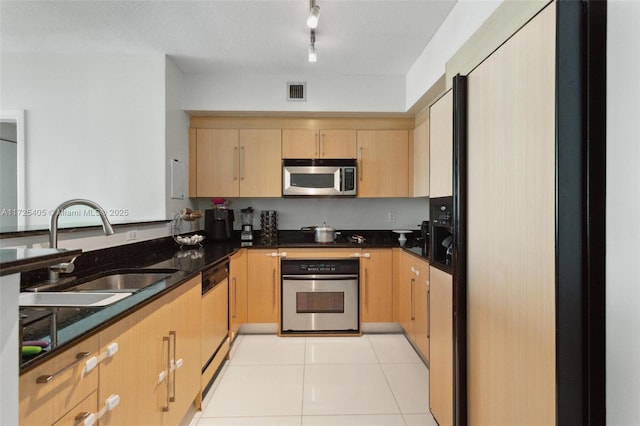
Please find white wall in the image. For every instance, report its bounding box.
[607,1,640,424]
[0,53,166,229]
[405,0,501,110]
[183,73,406,113]
[165,56,195,222]
[199,198,429,232]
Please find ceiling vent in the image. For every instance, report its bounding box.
[287,82,306,102]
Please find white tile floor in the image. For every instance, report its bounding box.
[186,334,439,426]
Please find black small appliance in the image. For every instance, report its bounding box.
[205,209,234,240]
[420,220,430,257]
[430,197,453,269]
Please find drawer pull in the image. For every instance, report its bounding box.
[36,351,92,384]
[83,342,119,375]
[75,394,120,426]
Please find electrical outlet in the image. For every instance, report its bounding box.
[126,230,138,241]
[387,212,397,222]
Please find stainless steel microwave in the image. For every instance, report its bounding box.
[282,159,357,197]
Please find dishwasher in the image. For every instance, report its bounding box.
[201,260,229,383]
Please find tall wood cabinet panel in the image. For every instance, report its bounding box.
[429,90,453,198]
[247,249,280,323]
[412,119,429,197]
[229,249,248,341]
[429,266,453,426]
[360,249,393,323]
[282,129,357,159]
[356,130,409,197]
[466,3,556,425]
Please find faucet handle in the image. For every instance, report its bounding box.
[50,262,75,274]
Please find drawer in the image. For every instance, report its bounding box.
[20,334,100,425]
[52,391,98,426]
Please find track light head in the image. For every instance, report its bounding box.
[307,3,320,29]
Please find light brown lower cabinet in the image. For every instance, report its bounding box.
[428,266,453,426]
[396,250,429,360]
[21,275,204,426]
[360,249,393,323]
[100,274,202,425]
[19,334,100,425]
[247,249,280,323]
[229,249,248,340]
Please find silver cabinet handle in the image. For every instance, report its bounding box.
[240,146,245,180]
[272,268,276,308]
[410,278,415,321]
[169,330,177,403]
[315,132,319,157]
[359,147,364,181]
[364,268,369,309]
[232,277,237,319]
[322,133,326,157]
[233,146,238,181]
[36,351,92,384]
[427,288,430,339]
[162,336,171,412]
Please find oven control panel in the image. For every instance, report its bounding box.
[281,259,359,275]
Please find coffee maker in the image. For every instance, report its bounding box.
[240,207,254,244]
[205,209,234,240]
[420,220,430,257]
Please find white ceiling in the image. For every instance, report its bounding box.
[0,0,457,76]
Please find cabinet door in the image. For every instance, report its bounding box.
[282,129,317,158]
[247,249,280,323]
[357,130,409,197]
[412,119,430,197]
[20,334,99,426]
[397,252,414,337]
[98,302,163,426]
[166,278,202,425]
[320,129,357,158]
[429,90,453,198]
[239,129,282,197]
[229,249,248,341]
[360,249,393,322]
[429,266,453,426]
[196,129,240,197]
[414,261,429,361]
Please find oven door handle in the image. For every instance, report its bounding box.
[282,274,358,280]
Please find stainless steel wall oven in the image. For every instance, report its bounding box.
[281,259,359,334]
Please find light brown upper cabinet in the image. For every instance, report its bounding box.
[429,90,453,198]
[192,128,282,197]
[412,119,430,197]
[282,129,356,159]
[356,130,409,197]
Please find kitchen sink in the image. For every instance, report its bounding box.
[19,292,133,307]
[66,269,178,292]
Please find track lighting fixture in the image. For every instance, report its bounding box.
[308,30,317,62]
[307,0,320,29]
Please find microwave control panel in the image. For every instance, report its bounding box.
[342,167,356,191]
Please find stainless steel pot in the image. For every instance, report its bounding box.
[314,222,337,243]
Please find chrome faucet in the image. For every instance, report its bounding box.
[48,199,115,283]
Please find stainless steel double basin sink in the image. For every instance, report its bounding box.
[19,269,179,307]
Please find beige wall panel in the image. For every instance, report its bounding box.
[429,90,453,198]
[466,3,556,425]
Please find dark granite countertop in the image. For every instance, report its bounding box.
[19,230,428,372]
